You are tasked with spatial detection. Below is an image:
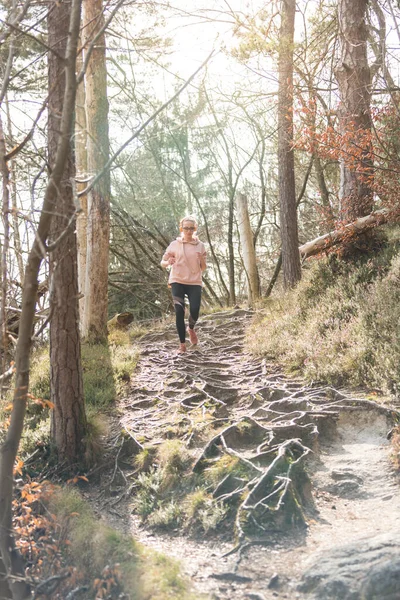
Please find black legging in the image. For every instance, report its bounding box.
[170,283,202,343]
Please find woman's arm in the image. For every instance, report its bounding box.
[197,248,207,272]
[161,245,175,268]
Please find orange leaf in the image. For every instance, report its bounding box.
[14,458,24,476]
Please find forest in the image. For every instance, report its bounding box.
[1,0,400,598]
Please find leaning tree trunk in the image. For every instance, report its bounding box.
[0,0,82,594]
[335,0,373,222]
[81,0,111,342]
[278,0,301,288]
[48,0,87,463]
[236,192,260,305]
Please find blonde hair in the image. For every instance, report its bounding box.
[179,215,198,229]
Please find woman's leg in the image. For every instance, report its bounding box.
[186,285,202,337]
[170,283,186,344]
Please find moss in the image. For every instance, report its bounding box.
[203,455,248,485]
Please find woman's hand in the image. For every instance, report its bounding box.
[168,256,176,265]
[196,252,206,271]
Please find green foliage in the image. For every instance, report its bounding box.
[203,455,247,485]
[134,467,164,519]
[184,489,228,533]
[147,500,183,529]
[247,234,400,393]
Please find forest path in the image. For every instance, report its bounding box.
[114,309,400,600]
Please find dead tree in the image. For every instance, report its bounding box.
[236,192,260,305]
[81,0,111,342]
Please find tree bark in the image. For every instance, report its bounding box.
[228,190,236,305]
[278,0,301,288]
[335,0,373,222]
[75,40,88,324]
[81,0,110,342]
[0,114,10,360]
[48,0,87,464]
[314,156,335,228]
[0,0,82,594]
[236,192,260,305]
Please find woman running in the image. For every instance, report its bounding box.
[161,216,207,353]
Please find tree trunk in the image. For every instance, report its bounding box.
[228,191,236,305]
[335,0,373,222]
[236,192,260,305]
[75,40,88,324]
[278,0,301,288]
[6,96,24,284]
[0,114,10,360]
[299,209,388,258]
[48,0,87,462]
[82,0,110,342]
[314,156,335,228]
[0,107,12,600]
[0,0,82,593]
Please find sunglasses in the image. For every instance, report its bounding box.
[182,226,195,231]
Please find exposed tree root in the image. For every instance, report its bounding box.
[119,308,400,546]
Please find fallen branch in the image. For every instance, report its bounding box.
[299,208,389,258]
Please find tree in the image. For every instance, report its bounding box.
[48,0,87,462]
[335,0,373,222]
[81,0,111,342]
[75,39,88,323]
[0,0,82,592]
[236,192,260,304]
[278,0,301,288]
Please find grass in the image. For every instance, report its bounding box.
[27,333,139,411]
[247,227,400,394]
[2,331,139,463]
[44,486,204,599]
[132,440,230,535]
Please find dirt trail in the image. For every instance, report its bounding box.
[116,309,400,600]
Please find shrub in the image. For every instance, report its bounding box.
[247,236,400,394]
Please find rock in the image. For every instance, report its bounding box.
[361,557,400,599]
[268,573,280,589]
[299,532,400,599]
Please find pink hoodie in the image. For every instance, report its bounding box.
[162,237,207,286]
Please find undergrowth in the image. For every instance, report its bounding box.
[132,439,233,535]
[0,330,140,464]
[14,481,201,599]
[247,227,400,394]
